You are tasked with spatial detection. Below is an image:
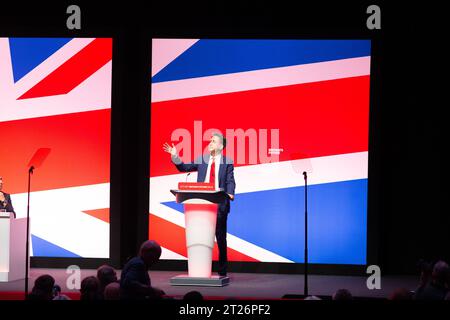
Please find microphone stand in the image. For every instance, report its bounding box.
[25,165,34,299]
[303,171,308,297]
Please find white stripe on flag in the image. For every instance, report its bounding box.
[11,183,110,258]
[150,151,368,203]
[152,56,371,102]
[14,38,95,98]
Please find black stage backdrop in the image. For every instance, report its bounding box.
[0,1,448,275]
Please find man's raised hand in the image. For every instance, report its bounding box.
[163,142,177,156]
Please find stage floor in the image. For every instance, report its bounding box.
[0,268,418,299]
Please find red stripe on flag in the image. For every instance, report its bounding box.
[83,208,110,223]
[149,213,258,262]
[149,214,187,256]
[150,75,370,177]
[0,109,110,194]
[18,38,112,99]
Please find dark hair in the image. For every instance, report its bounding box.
[34,275,55,292]
[332,289,353,300]
[139,240,162,267]
[183,290,204,301]
[28,275,55,300]
[97,264,117,292]
[103,282,121,300]
[432,260,449,285]
[80,276,101,301]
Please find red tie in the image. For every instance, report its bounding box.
[209,157,215,188]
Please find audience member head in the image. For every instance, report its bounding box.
[332,289,353,301]
[417,259,433,287]
[97,264,118,291]
[80,276,101,301]
[389,288,413,300]
[104,282,121,300]
[139,240,162,268]
[431,260,449,287]
[183,290,204,301]
[28,274,55,300]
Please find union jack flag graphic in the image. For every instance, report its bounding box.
[0,38,112,258]
[150,39,370,265]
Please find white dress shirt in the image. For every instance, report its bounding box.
[204,153,221,189]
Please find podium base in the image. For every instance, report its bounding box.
[170,275,230,287]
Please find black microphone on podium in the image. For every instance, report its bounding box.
[186,172,191,182]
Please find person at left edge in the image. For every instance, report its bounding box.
[0,176,16,218]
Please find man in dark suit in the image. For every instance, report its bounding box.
[0,176,16,218]
[120,240,165,300]
[163,133,236,276]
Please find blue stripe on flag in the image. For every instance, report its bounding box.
[9,37,73,83]
[31,234,81,258]
[152,39,371,83]
[162,178,367,265]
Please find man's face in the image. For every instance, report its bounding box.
[208,136,223,153]
[0,178,3,191]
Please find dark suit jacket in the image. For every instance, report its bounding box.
[172,154,236,214]
[120,257,153,300]
[1,192,15,217]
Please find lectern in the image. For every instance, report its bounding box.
[0,213,28,282]
[169,186,230,287]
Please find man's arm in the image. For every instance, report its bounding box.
[6,194,16,218]
[121,262,156,296]
[171,154,199,172]
[163,142,198,173]
[225,163,236,200]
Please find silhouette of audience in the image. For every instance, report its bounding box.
[413,260,449,300]
[80,276,102,301]
[332,289,353,300]
[183,290,204,301]
[104,282,121,300]
[97,264,118,298]
[23,258,450,301]
[120,240,165,300]
[27,274,55,300]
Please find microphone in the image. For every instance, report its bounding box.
[186,172,191,182]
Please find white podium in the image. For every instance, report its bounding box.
[0,212,28,282]
[169,189,230,287]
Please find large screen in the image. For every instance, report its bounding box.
[150,39,370,265]
[0,37,112,258]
